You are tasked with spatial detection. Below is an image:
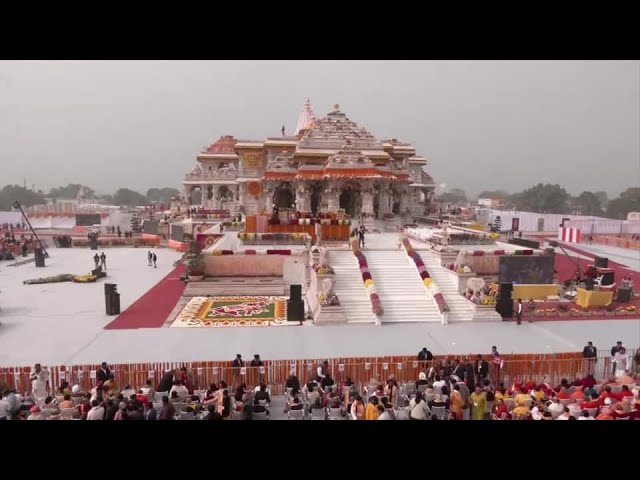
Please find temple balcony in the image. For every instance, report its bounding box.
[184,171,237,182]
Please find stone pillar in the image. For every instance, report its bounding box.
[264,187,274,212]
[199,185,205,208]
[238,183,245,204]
[326,190,339,212]
[399,187,409,216]
[378,185,389,218]
[361,187,374,216]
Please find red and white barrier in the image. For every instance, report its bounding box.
[558,227,581,243]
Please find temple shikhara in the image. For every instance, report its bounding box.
[182,100,436,225]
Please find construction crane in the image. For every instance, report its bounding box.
[12,201,49,258]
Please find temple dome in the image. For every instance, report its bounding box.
[202,135,237,154]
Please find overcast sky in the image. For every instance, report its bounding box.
[0,60,638,197]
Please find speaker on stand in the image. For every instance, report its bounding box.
[105,283,121,316]
[496,283,514,319]
[34,248,46,268]
[594,256,608,268]
[287,284,304,323]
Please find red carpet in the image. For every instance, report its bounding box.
[105,265,186,330]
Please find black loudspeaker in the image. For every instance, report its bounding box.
[616,287,632,303]
[34,248,45,268]
[594,256,608,268]
[289,284,302,302]
[499,283,513,295]
[287,300,305,322]
[496,300,514,319]
[106,293,121,316]
[105,283,117,295]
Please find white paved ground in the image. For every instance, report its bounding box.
[0,242,638,366]
[0,247,182,366]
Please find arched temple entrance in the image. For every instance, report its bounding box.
[218,185,232,200]
[339,181,362,217]
[310,183,322,214]
[189,186,202,205]
[274,182,294,209]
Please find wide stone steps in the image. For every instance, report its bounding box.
[330,251,377,324]
[422,252,476,322]
[364,251,442,323]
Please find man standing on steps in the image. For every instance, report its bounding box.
[516,298,523,325]
[147,251,153,266]
[358,225,366,249]
[152,252,157,268]
[100,252,107,270]
[93,253,100,269]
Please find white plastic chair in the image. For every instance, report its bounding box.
[310,408,325,420]
[585,407,599,418]
[252,411,268,420]
[431,406,447,420]
[395,406,410,420]
[178,411,195,420]
[287,409,304,420]
[327,407,342,420]
[60,408,76,420]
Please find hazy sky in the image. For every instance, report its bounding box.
[0,60,638,197]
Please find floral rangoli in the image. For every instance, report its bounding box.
[170,296,291,328]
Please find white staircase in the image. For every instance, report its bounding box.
[421,250,476,322]
[365,251,442,323]
[330,251,377,324]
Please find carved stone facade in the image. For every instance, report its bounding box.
[182,103,436,217]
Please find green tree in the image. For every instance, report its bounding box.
[508,183,570,213]
[48,184,95,200]
[146,187,180,204]
[437,188,467,204]
[573,191,604,216]
[113,188,148,206]
[594,191,609,209]
[477,190,510,200]
[606,187,640,219]
[0,185,47,210]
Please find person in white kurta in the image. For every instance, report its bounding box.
[30,364,50,399]
[613,349,629,378]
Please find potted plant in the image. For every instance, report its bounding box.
[558,304,570,317]
[185,239,206,281]
[605,305,616,317]
[582,308,591,317]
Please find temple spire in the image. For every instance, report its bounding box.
[295,97,316,135]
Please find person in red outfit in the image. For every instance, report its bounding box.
[580,374,596,389]
[580,396,600,410]
[556,387,571,400]
[618,385,633,399]
[492,399,511,420]
[570,388,584,401]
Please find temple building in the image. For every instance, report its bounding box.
[182,100,436,221]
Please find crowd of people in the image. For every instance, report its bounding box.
[1,342,639,420]
[0,230,36,260]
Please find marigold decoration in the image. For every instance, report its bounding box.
[351,239,383,316]
[402,237,449,315]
